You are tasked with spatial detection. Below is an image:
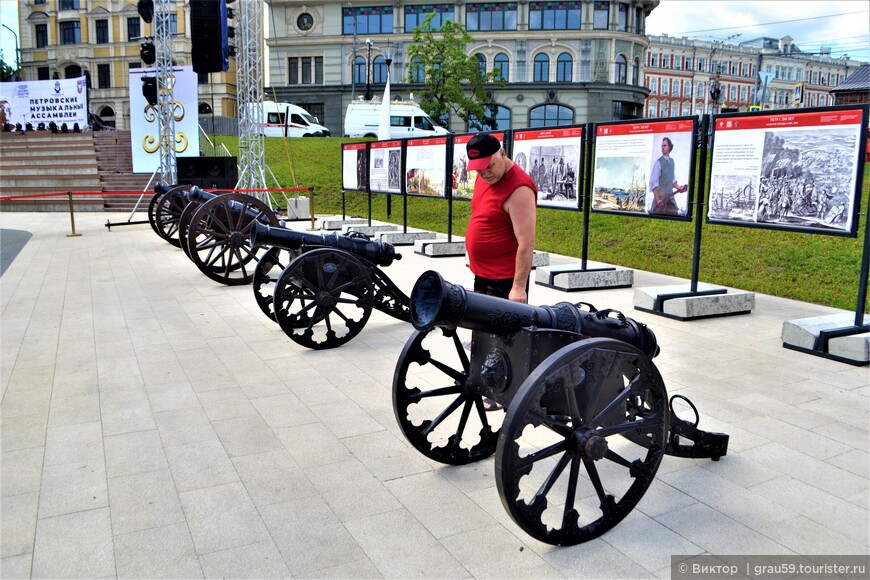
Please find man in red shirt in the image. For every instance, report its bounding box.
[464,133,537,304]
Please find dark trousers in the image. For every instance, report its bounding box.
[473,275,529,299]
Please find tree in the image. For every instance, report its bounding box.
[406,14,503,131]
[0,51,15,82]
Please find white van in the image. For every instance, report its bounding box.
[247,102,331,137]
[344,98,450,139]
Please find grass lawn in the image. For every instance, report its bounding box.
[216,136,869,312]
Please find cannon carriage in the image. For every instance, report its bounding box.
[393,270,729,546]
[249,223,411,350]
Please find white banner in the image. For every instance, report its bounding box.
[128,66,199,174]
[0,77,88,128]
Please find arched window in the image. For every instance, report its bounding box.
[494,53,509,81]
[529,103,573,128]
[198,103,212,114]
[614,55,627,84]
[476,53,486,76]
[468,103,512,132]
[353,55,366,85]
[633,58,640,85]
[533,53,549,82]
[99,106,115,117]
[556,53,572,82]
[64,64,82,79]
[409,57,424,83]
[372,56,387,84]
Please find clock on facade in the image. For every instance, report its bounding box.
[297,13,314,31]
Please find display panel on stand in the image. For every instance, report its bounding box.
[512,126,583,210]
[451,131,507,200]
[368,139,403,194]
[405,136,448,197]
[592,118,697,219]
[707,107,867,236]
[341,142,368,191]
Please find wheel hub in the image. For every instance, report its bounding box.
[316,290,336,307]
[229,231,246,247]
[575,427,608,461]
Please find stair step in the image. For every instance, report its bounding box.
[2,165,99,175]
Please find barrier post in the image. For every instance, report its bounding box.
[66,192,82,237]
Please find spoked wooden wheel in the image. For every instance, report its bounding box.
[178,190,232,259]
[252,246,301,321]
[272,248,373,349]
[149,185,189,246]
[185,193,278,285]
[495,338,668,546]
[392,328,503,465]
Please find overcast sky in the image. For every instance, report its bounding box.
[1,1,867,76]
[646,0,870,61]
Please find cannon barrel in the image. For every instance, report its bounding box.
[411,270,658,358]
[249,222,401,268]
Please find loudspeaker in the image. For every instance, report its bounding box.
[191,0,228,74]
[177,156,238,190]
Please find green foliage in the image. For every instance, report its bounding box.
[214,135,869,312]
[0,51,15,82]
[406,14,502,130]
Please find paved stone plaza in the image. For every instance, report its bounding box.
[1,212,867,578]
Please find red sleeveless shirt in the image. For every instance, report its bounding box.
[466,164,537,279]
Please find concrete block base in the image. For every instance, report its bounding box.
[342,224,398,237]
[782,313,870,365]
[535,261,633,291]
[284,197,310,220]
[633,284,754,320]
[319,217,368,230]
[377,231,437,245]
[414,239,466,257]
[464,250,550,269]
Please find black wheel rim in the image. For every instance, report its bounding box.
[273,248,373,349]
[151,185,189,247]
[252,246,300,322]
[186,193,278,285]
[496,338,667,546]
[392,328,502,465]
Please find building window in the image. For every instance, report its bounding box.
[685,57,693,70]
[579,42,591,82]
[613,101,641,120]
[556,52,572,82]
[662,55,670,69]
[64,64,82,79]
[95,19,109,44]
[35,23,48,48]
[660,78,668,95]
[342,6,393,35]
[372,56,387,83]
[127,17,140,41]
[529,104,573,127]
[357,55,370,84]
[129,62,141,72]
[533,53,549,82]
[618,3,628,31]
[38,66,50,80]
[634,6,643,33]
[289,56,324,85]
[476,53,486,76]
[740,86,747,102]
[468,103,512,131]
[59,0,80,9]
[683,82,691,97]
[615,55,627,84]
[593,1,609,30]
[648,103,657,117]
[697,58,705,72]
[649,78,657,93]
[466,3,517,31]
[529,1,581,31]
[649,54,657,68]
[60,21,81,45]
[97,64,111,88]
[405,4,454,31]
[633,58,640,85]
[170,14,178,35]
[197,71,208,84]
[494,53,509,81]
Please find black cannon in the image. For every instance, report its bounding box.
[393,270,729,546]
[249,222,411,350]
[147,184,281,285]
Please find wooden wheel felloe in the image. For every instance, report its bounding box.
[392,328,503,465]
[149,185,189,246]
[495,338,668,546]
[185,193,278,285]
[272,248,374,349]
[252,246,301,321]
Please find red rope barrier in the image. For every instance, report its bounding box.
[0,187,312,201]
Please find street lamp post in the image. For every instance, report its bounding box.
[364,38,373,101]
[2,24,20,81]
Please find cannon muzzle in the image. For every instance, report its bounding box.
[411,271,658,358]
[250,222,401,268]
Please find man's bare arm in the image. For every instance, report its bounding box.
[504,185,537,303]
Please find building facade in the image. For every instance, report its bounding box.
[644,34,864,117]
[265,0,660,136]
[16,0,237,130]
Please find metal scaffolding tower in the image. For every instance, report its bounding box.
[235,0,268,197]
[155,0,177,184]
